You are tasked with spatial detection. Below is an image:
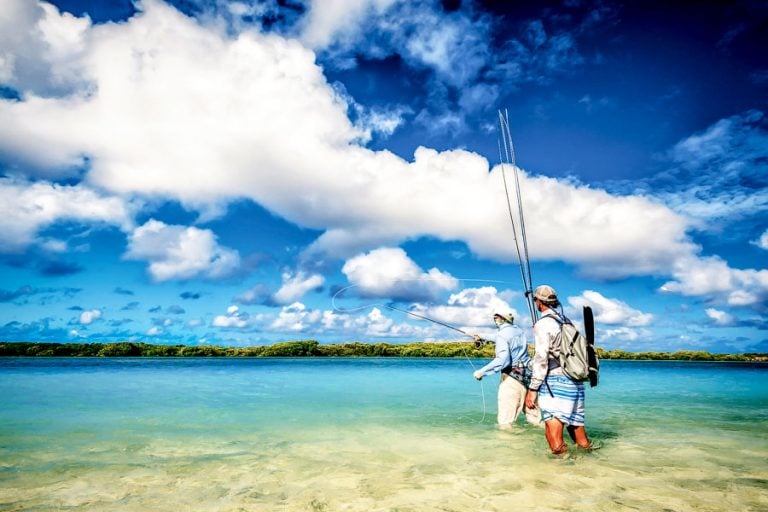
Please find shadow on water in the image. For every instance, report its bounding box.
[734,478,768,488]
[584,426,620,441]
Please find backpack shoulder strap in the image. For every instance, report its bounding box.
[538,311,567,326]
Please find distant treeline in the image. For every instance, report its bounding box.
[0,341,489,358]
[0,341,765,362]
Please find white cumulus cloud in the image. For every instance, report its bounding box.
[212,305,250,328]
[754,229,768,250]
[0,0,90,96]
[125,219,240,281]
[270,302,322,332]
[268,301,437,339]
[705,308,735,326]
[601,326,651,343]
[341,247,458,302]
[0,178,133,253]
[299,0,396,51]
[272,271,325,305]
[79,309,102,325]
[568,290,653,327]
[412,286,521,335]
[660,255,768,310]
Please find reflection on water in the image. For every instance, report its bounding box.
[0,358,766,511]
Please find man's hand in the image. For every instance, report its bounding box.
[473,370,483,381]
[525,390,538,409]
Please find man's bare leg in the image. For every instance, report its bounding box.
[544,418,567,454]
[566,425,592,449]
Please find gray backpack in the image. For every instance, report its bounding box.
[550,312,599,386]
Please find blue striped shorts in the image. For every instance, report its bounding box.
[538,374,585,426]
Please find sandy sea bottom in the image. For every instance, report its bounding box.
[0,358,766,511]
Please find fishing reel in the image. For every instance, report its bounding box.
[472,336,489,349]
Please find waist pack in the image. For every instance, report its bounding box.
[502,364,531,388]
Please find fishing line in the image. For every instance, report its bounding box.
[331,278,499,422]
[383,303,471,337]
[330,277,520,314]
[383,303,489,423]
[382,302,488,421]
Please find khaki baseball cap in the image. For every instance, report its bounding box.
[533,285,558,303]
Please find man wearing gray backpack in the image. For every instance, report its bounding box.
[524,285,593,455]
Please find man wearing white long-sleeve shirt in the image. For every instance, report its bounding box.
[524,285,592,454]
[472,312,541,428]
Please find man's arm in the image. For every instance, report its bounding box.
[528,319,552,391]
[473,333,509,380]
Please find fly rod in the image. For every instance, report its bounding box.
[497,109,537,323]
[384,304,492,348]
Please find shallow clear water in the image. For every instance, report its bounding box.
[1,358,766,511]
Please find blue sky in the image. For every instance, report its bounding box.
[0,0,766,352]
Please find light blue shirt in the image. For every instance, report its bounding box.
[477,323,530,377]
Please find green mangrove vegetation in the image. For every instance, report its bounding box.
[0,341,765,361]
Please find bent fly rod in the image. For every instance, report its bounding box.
[497,109,537,324]
[384,304,492,348]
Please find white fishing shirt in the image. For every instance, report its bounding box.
[529,308,563,391]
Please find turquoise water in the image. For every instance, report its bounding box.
[1,358,766,511]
